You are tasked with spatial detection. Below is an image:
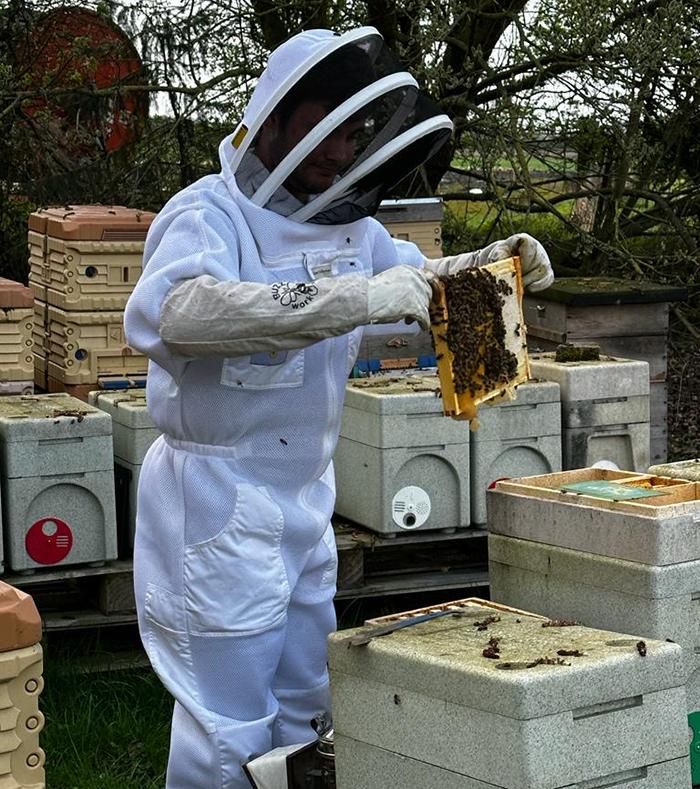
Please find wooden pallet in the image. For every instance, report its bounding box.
[334,519,489,599]
[4,560,137,632]
[2,522,491,630]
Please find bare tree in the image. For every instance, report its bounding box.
[0,0,698,288]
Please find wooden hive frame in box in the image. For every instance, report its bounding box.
[430,256,530,421]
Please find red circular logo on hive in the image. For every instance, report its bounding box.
[26,518,73,564]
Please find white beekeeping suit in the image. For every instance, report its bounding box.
[124,26,453,789]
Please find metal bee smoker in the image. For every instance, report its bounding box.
[283,715,335,789]
[243,715,335,788]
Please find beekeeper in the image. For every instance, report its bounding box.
[124,25,553,789]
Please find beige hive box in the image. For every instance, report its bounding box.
[44,305,147,386]
[0,582,45,788]
[28,205,155,311]
[376,197,443,258]
[0,278,34,386]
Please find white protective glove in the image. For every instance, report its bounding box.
[367,265,433,330]
[425,233,554,292]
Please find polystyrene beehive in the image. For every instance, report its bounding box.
[489,533,700,679]
[28,205,155,310]
[333,374,471,533]
[88,389,160,547]
[328,598,690,789]
[529,352,650,471]
[0,583,45,788]
[488,468,700,565]
[0,393,118,571]
[469,380,562,525]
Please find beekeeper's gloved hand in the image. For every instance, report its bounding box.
[424,233,554,292]
[367,264,433,330]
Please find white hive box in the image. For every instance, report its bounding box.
[0,279,34,387]
[0,393,118,571]
[523,276,687,465]
[487,468,700,565]
[328,598,690,789]
[469,380,562,526]
[333,375,471,533]
[27,205,155,311]
[89,389,160,547]
[489,533,700,680]
[529,352,650,471]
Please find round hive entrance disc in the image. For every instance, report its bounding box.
[391,485,431,530]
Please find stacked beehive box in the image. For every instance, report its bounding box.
[0,393,118,572]
[470,380,562,526]
[529,352,650,471]
[0,582,44,787]
[334,374,472,534]
[355,198,443,373]
[29,205,155,399]
[88,388,160,550]
[329,597,692,788]
[487,467,700,781]
[0,278,34,395]
[376,197,443,258]
[523,277,687,464]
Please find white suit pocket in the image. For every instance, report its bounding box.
[142,583,217,731]
[183,483,290,635]
[220,349,304,389]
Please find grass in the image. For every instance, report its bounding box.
[41,650,171,788]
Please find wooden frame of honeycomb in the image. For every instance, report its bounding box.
[430,256,530,421]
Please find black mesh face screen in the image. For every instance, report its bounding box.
[250,35,452,225]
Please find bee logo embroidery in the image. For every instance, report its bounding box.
[271,282,319,309]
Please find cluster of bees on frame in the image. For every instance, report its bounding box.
[434,268,519,396]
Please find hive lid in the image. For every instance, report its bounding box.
[529,277,687,306]
[0,582,41,651]
[529,353,650,400]
[344,375,444,415]
[88,389,155,428]
[376,197,443,224]
[0,278,33,309]
[28,205,155,241]
[328,598,684,720]
[649,459,700,483]
[0,393,111,440]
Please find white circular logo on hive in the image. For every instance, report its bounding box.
[392,486,431,530]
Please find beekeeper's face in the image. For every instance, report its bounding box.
[259,100,365,198]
